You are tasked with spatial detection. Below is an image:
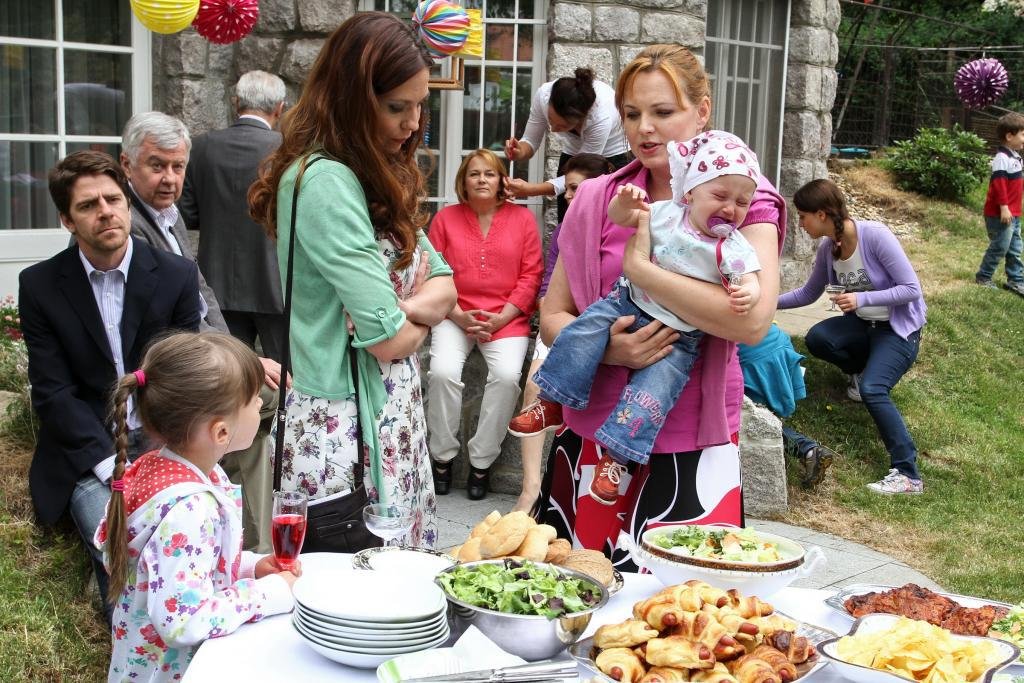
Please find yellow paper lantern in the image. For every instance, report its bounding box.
[131,0,201,34]
[454,9,483,58]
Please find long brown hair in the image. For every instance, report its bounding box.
[105,332,264,603]
[793,178,851,259]
[615,44,711,121]
[248,12,433,269]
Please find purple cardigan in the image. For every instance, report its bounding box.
[778,220,926,340]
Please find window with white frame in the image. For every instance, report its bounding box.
[363,0,547,216]
[705,0,790,186]
[1,1,150,230]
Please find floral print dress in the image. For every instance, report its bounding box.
[94,448,293,682]
[278,240,437,548]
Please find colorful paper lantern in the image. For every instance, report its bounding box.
[193,0,260,44]
[412,0,470,58]
[954,58,1009,109]
[453,9,483,58]
[131,0,201,34]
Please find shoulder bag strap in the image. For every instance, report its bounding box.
[273,155,366,492]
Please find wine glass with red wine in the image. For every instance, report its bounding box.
[272,490,308,571]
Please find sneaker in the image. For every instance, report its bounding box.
[975,276,998,289]
[846,373,862,402]
[1003,280,1024,298]
[801,445,836,489]
[508,399,564,437]
[865,468,924,495]
[589,452,626,505]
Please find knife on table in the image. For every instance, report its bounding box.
[402,660,580,682]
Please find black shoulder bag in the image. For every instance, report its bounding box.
[273,155,382,554]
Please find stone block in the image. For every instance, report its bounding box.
[297,0,353,33]
[618,0,703,12]
[787,26,832,67]
[784,63,821,111]
[739,396,788,518]
[161,31,208,78]
[780,258,813,293]
[640,12,705,47]
[236,36,285,74]
[617,45,646,73]
[782,110,822,159]
[778,157,815,198]
[549,44,614,85]
[790,0,828,28]
[825,0,842,32]
[553,3,592,41]
[281,39,325,86]
[257,0,298,32]
[594,6,640,43]
[207,44,235,78]
[161,79,229,137]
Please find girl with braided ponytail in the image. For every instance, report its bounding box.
[95,332,298,682]
[779,178,927,495]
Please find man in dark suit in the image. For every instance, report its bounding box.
[119,111,282,553]
[179,70,287,362]
[19,151,201,615]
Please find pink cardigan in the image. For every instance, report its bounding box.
[556,159,786,450]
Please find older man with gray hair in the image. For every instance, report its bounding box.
[179,70,287,361]
[119,108,284,553]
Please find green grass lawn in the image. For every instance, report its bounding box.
[784,177,1024,601]
[0,168,1021,680]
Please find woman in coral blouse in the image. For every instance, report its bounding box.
[426,149,543,500]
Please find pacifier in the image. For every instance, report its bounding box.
[706,216,736,238]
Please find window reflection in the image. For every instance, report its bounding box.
[0,141,58,230]
[1,45,57,134]
[63,0,131,46]
[64,50,131,136]
[0,2,55,40]
[485,25,532,62]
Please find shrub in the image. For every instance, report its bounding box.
[0,295,21,342]
[884,126,989,204]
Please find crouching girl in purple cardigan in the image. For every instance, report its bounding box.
[778,178,927,495]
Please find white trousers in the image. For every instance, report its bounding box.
[426,319,530,469]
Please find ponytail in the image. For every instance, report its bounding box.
[792,178,851,260]
[105,372,141,603]
[550,67,597,122]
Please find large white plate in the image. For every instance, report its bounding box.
[293,619,448,669]
[293,570,446,622]
[816,613,1020,683]
[569,610,837,682]
[352,546,456,578]
[295,604,448,637]
[295,611,449,646]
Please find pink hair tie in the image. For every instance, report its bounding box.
[133,369,146,387]
[111,479,125,492]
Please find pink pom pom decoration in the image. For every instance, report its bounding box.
[954,58,1009,109]
[412,0,470,58]
[193,0,259,45]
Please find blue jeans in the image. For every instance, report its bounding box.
[533,282,703,465]
[804,315,921,480]
[977,215,1023,282]
[782,425,819,457]
[69,429,151,621]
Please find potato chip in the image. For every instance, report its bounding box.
[835,616,1002,682]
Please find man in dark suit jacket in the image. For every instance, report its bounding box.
[119,110,282,553]
[179,70,287,362]
[19,151,201,615]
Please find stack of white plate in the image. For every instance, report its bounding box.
[291,570,450,669]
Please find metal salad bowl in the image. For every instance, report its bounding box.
[434,559,609,662]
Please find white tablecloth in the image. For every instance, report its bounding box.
[185,553,857,682]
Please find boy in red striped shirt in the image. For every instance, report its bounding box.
[977,112,1024,296]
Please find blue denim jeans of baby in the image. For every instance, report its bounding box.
[804,314,922,480]
[977,215,1023,283]
[532,282,703,465]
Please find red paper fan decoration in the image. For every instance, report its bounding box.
[193,0,260,44]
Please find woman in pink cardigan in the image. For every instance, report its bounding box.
[537,45,786,570]
[426,149,543,501]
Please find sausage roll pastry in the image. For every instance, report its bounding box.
[596,647,647,683]
[594,619,661,649]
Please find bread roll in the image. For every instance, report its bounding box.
[469,510,502,539]
[458,536,483,562]
[479,511,534,558]
[564,548,615,587]
[535,524,558,542]
[544,538,572,564]
[512,526,550,562]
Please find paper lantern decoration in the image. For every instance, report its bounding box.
[453,9,483,58]
[412,0,470,58]
[193,0,259,44]
[954,58,1009,109]
[131,0,201,34]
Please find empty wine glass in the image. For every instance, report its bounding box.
[363,503,414,547]
[825,284,845,312]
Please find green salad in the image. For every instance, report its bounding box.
[436,559,601,619]
[651,526,784,563]
[991,601,1024,661]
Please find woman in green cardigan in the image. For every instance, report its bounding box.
[250,13,456,548]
